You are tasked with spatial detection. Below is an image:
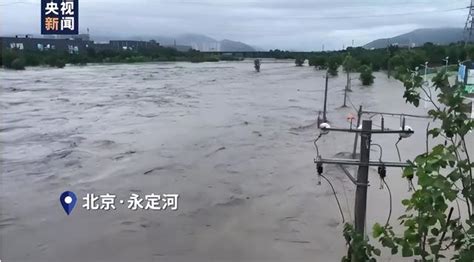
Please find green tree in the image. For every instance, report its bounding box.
[359,65,375,85]
[327,56,340,76]
[295,57,305,66]
[343,54,360,73]
[10,58,25,70]
[309,56,327,69]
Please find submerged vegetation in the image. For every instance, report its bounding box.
[2,42,470,72]
[359,65,375,86]
[0,47,241,69]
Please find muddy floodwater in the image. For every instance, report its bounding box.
[1,60,471,261]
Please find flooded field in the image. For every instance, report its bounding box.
[1,60,470,261]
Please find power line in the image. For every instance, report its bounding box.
[318,172,346,224]
[382,178,393,226]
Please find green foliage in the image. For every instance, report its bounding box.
[345,68,474,261]
[1,44,226,69]
[308,56,327,69]
[327,56,340,76]
[3,42,473,72]
[295,57,305,66]
[342,223,380,262]
[2,49,20,68]
[219,55,243,61]
[10,58,26,70]
[68,54,89,65]
[359,65,375,86]
[45,55,66,68]
[55,59,66,68]
[268,49,294,59]
[342,54,360,73]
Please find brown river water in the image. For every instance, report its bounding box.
[1,60,472,261]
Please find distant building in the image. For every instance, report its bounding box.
[48,34,91,41]
[0,35,92,54]
[0,35,192,54]
[164,43,192,52]
[108,40,159,51]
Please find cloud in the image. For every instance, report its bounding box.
[0,0,467,50]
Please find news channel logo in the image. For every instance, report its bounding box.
[41,0,78,35]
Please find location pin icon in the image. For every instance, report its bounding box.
[60,191,77,215]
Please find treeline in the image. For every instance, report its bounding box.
[289,42,472,85]
[297,42,470,72]
[2,41,471,71]
[0,46,242,70]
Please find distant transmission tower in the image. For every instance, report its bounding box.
[464,0,474,45]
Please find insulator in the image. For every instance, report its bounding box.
[378,165,386,179]
[316,162,323,175]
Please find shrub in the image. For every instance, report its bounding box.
[2,49,19,68]
[295,57,305,66]
[359,65,375,85]
[309,56,327,69]
[327,57,340,76]
[55,59,66,68]
[10,58,26,70]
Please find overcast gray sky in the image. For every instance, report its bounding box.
[0,0,468,50]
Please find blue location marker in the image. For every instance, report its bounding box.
[60,191,77,215]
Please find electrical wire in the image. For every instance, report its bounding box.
[395,136,415,191]
[314,133,322,158]
[346,93,359,112]
[371,143,383,162]
[382,178,393,226]
[395,137,403,164]
[319,173,346,223]
[339,175,353,221]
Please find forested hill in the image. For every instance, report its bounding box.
[364,28,464,49]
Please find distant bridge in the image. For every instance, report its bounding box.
[201,51,318,58]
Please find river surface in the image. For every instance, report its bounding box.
[0,60,471,261]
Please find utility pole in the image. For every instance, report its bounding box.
[323,71,329,122]
[352,105,363,159]
[354,120,371,234]
[443,57,449,72]
[343,71,352,107]
[465,0,474,46]
[314,120,414,246]
[387,41,392,79]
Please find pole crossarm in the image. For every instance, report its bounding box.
[337,164,368,186]
[320,127,414,135]
[315,157,411,168]
[361,110,430,119]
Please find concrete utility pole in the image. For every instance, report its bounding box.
[323,71,329,122]
[314,119,414,244]
[423,61,428,82]
[352,105,363,159]
[354,120,372,234]
[465,0,474,46]
[343,71,352,107]
[443,57,449,72]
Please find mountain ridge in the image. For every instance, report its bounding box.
[363,28,464,49]
[90,33,257,52]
